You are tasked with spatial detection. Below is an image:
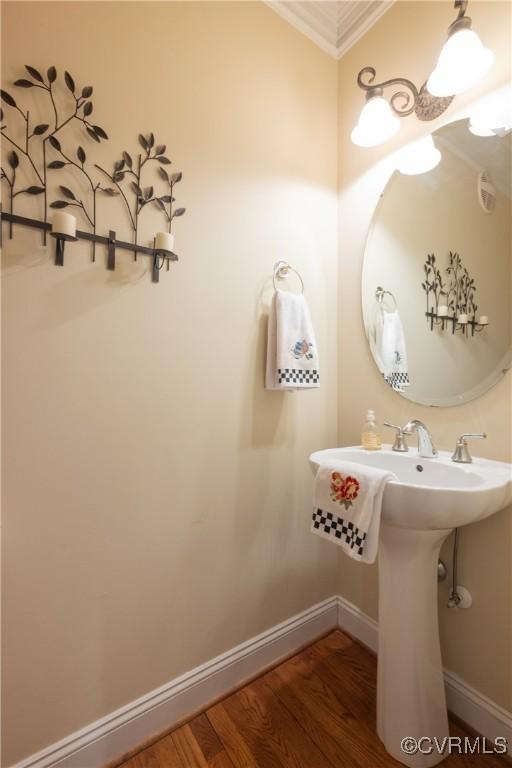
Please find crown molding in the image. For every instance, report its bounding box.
[264,1,394,60]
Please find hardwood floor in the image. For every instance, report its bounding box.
[119,631,508,768]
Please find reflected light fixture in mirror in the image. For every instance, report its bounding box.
[468,91,512,137]
[395,135,442,176]
[350,0,494,148]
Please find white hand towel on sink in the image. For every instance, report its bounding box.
[265,289,319,390]
[311,460,396,563]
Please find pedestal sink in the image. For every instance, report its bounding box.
[309,445,512,768]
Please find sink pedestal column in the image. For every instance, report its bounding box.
[377,522,452,768]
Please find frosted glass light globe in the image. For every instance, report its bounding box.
[427,28,494,97]
[351,96,400,147]
[396,135,442,176]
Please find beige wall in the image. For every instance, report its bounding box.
[2,1,512,764]
[1,3,338,763]
[337,1,512,710]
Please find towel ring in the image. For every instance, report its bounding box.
[375,286,397,310]
[273,260,304,293]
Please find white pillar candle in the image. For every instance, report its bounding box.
[437,305,448,317]
[51,211,76,238]
[478,315,489,325]
[458,313,468,324]
[154,232,175,253]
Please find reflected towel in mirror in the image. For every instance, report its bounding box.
[371,308,411,392]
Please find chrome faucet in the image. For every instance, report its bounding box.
[402,419,439,459]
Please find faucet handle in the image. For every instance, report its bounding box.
[452,433,487,463]
[384,422,409,452]
[459,433,487,441]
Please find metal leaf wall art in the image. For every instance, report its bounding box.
[1,65,109,245]
[94,134,185,260]
[0,64,187,282]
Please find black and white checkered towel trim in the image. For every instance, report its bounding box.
[311,508,367,556]
[278,368,319,384]
[384,371,410,391]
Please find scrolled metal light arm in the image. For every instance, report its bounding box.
[354,0,471,123]
[357,67,421,117]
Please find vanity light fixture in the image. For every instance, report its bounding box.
[351,0,494,148]
[350,94,400,147]
[427,1,494,97]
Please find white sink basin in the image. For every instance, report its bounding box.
[309,445,512,530]
[309,444,512,768]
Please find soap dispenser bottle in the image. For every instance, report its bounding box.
[362,409,382,451]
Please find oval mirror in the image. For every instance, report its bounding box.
[362,117,511,407]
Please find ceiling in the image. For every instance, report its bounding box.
[264,1,394,59]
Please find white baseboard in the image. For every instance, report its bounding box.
[336,594,512,757]
[444,669,512,755]
[12,596,338,768]
[11,594,512,767]
[336,594,378,652]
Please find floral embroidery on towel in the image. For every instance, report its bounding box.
[291,339,314,360]
[330,472,360,510]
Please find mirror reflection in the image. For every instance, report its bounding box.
[362,117,511,407]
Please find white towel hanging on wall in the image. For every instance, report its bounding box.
[265,264,319,390]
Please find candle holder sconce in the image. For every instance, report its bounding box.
[51,228,78,267]
[152,233,178,283]
[1,64,186,283]
[422,251,489,336]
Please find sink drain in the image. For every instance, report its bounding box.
[416,465,424,472]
